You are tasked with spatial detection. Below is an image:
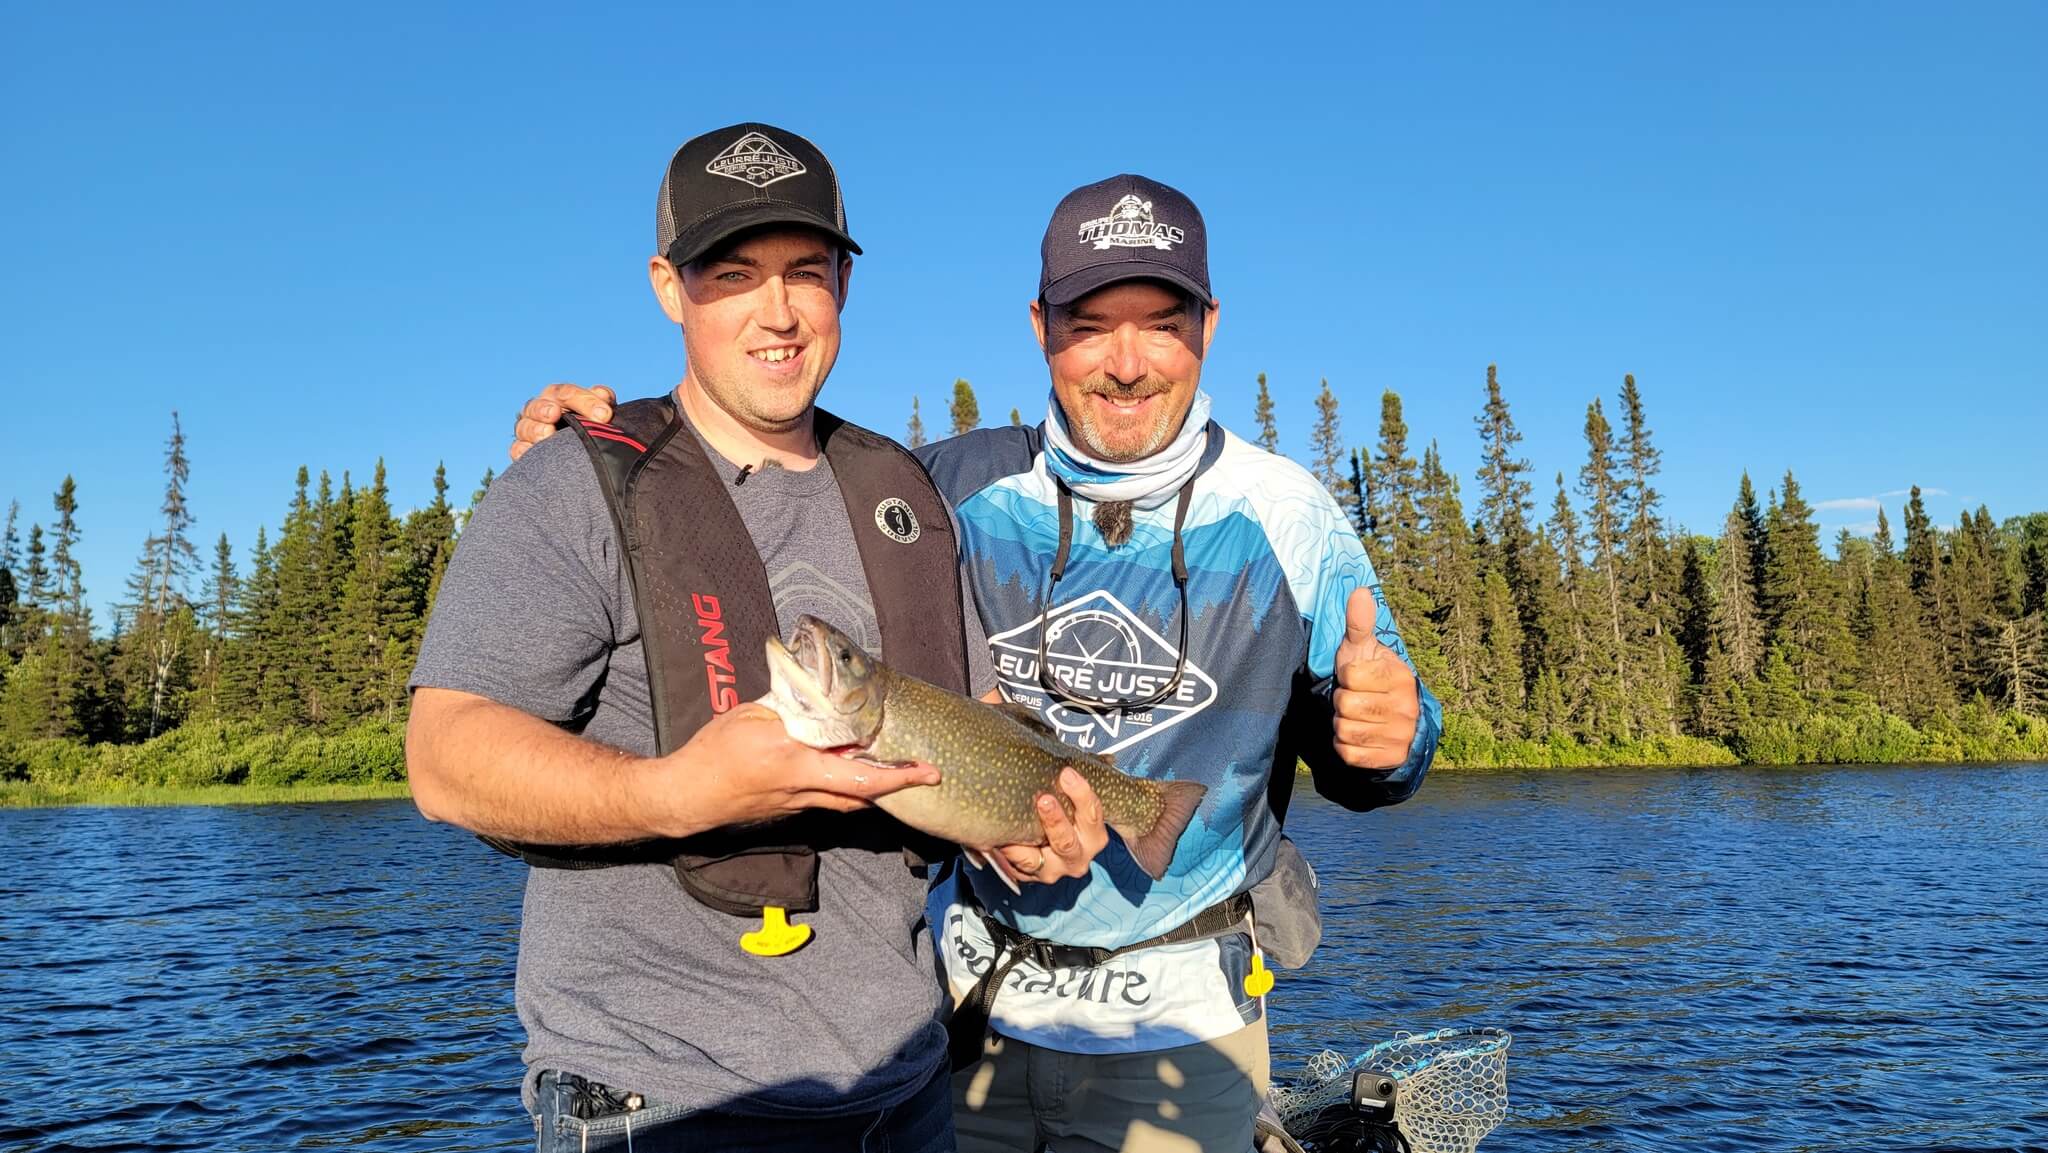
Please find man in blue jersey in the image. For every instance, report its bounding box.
[513,173,1442,1153]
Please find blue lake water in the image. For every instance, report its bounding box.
[1,764,2042,1152]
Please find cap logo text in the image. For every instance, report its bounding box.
[1077,194,1184,251]
[706,131,808,188]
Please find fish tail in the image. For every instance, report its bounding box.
[1113,779,1207,881]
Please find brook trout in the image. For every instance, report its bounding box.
[759,614,1206,883]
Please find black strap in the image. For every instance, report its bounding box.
[1050,476,1076,582]
[946,892,1255,1070]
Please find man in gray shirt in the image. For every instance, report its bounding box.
[407,123,1106,1152]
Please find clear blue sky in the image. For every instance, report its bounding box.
[4,3,2043,627]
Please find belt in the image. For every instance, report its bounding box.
[947,891,1254,1070]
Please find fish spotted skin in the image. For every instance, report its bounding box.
[761,615,1206,879]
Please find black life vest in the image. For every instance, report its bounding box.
[488,395,968,917]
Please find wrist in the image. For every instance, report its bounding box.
[625,748,703,840]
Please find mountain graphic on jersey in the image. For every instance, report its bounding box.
[986,589,1217,755]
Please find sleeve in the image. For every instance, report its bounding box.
[408,435,622,724]
[1287,508,1442,812]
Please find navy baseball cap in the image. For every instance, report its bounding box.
[656,122,861,266]
[1038,174,1211,307]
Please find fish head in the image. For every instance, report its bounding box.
[763,614,887,749]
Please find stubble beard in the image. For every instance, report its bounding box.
[1071,380,1186,463]
[692,357,823,437]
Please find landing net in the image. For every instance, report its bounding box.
[1268,1027,1511,1153]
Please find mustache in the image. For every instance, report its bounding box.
[1073,374,1179,399]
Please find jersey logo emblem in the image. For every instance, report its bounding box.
[986,590,1217,753]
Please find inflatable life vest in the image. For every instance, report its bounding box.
[486,395,967,919]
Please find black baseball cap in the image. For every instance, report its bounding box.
[1039,174,1211,307]
[655,122,861,267]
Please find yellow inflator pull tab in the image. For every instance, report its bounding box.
[1244,952,1275,998]
[740,906,812,957]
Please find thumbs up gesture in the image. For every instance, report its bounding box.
[1332,585,1421,771]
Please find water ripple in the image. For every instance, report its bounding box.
[2,766,2044,1151]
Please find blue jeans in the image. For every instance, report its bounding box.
[532,1062,955,1152]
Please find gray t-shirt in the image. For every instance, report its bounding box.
[410,413,994,1117]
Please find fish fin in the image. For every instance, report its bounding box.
[962,847,1023,895]
[990,702,1062,737]
[1111,779,1208,881]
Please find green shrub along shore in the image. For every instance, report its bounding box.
[6,702,2043,809]
[0,718,408,807]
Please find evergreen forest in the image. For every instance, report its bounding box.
[4,370,2045,800]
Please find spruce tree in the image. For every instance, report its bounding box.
[1948,506,2009,699]
[46,476,93,734]
[1545,472,1593,720]
[226,526,276,719]
[907,397,927,449]
[336,460,402,718]
[1474,364,1534,557]
[1713,503,1764,677]
[1738,472,1769,606]
[462,468,494,532]
[1416,442,1481,707]
[1902,486,1941,625]
[1579,400,1627,692]
[1617,375,1667,632]
[1474,365,1549,701]
[0,642,66,742]
[1761,471,1842,698]
[195,532,238,719]
[1695,641,1750,740]
[23,525,49,621]
[387,462,456,697]
[1861,507,1944,720]
[392,464,457,709]
[949,379,980,436]
[2023,538,2047,618]
[1253,372,1279,453]
[1517,519,1572,726]
[1676,538,1713,685]
[398,464,455,628]
[1477,567,1526,726]
[1309,379,1354,520]
[50,476,87,631]
[267,468,322,724]
[1349,449,1376,542]
[1373,391,1422,574]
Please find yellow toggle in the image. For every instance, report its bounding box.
[1243,953,1275,998]
[740,906,813,957]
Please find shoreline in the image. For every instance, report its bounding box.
[0,780,415,809]
[6,759,2043,811]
